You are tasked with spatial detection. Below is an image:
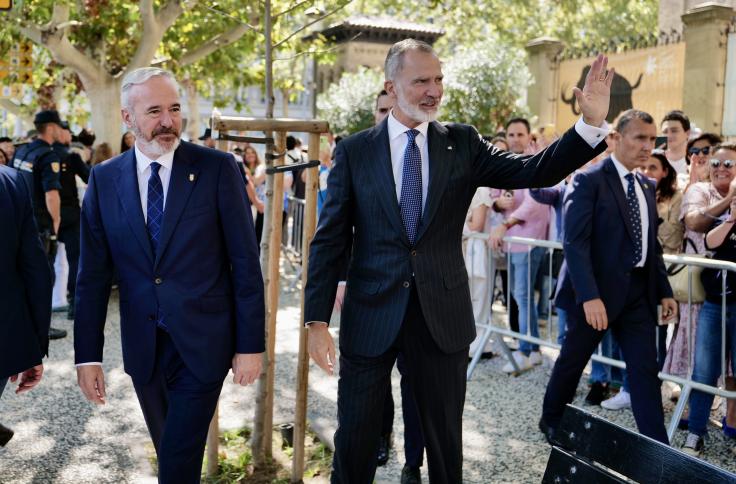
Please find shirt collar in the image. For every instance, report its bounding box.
[610,154,636,180]
[134,142,176,175]
[387,110,429,143]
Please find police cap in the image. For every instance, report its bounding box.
[34,110,63,127]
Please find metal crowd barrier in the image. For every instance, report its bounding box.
[283,195,306,289]
[465,233,736,442]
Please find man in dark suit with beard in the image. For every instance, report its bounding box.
[305,38,615,483]
[74,67,264,483]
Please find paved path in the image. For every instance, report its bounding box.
[1,269,735,482]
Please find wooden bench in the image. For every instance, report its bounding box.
[542,405,736,483]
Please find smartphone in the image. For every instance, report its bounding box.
[655,136,667,149]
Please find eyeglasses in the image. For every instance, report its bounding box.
[689,146,713,156]
[709,159,736,169]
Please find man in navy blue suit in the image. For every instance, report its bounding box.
[305,39,615,483]
[0,163,52,446]
[541,109,677,444]
[74,68,264,483]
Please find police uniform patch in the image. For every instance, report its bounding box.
[51,162,60,173]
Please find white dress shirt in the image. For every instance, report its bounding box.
[611,154,649,267]
[77,143,176,367]
[135,143,175,221]
[387,111,430,212]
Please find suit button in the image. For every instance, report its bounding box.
[411,250,417,256]
[403,281,410,288]
[148,315,156,321]
[154,277,162,285]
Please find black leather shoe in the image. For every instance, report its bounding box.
[0,423,14,447]
[584,382,609,406]
[400,464,421,484]
[66,302,75,321]
[539,418,556,445]
[49,327,67,340]
[376,433,391,466]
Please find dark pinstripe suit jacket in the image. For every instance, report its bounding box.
[305,119,605,357]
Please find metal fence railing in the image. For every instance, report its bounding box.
[465,233,736,442]
[283,196,305,289]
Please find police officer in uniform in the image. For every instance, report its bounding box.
[13,110,67,340]
[53,122,90,320]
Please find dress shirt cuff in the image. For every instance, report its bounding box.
[305,321,329,328]
[574,117,609,148]
[337,281,347,287]
[75,362,102,367]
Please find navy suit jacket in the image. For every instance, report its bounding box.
[305,119,606,357]
[0,165,52,379]
[74,141,264,385]
[555,157,673,321]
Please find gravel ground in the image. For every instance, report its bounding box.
[1,267,735,483]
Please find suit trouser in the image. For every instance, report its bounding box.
[57,213,80,309]
[380,352,426,468]
[542,269,669,444]
[133,330,223,484]
[332,286,467,483]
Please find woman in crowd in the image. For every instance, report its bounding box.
[665,141,736,426]
[245,146,267,244]
[464,186,494,358]
[120,131,135,154]
[91,142,113,166]
[665,140,735,378]
[682,143,736,455]
[640,151,685,254]
[684,133,723,192]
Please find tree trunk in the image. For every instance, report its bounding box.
[281,88,289,117]
[252,0,275,467]
[183,79,201,142]
[86,77,123,152]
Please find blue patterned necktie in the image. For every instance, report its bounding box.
[625,173,643,265]
[400,129,422,245]
[146,161,166,330]
[147,162,164,255]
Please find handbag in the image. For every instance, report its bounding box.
[666,238,706,304]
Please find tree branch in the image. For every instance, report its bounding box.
[179,23,252,66]
[16,5,103,86]
[203,5,261,34]
[125,0,185,74]
[272,34,359,61]
[272,1,352,49]
[272,0,313,19]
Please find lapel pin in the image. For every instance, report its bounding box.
[189,173,195,182]
[447,146,453,150]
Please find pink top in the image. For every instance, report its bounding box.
[491,188,550,253]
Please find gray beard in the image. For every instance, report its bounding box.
[131,122,180,158]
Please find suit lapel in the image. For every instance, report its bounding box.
[364,121,410,246]
[114,149,154,264]
[602,157,637,244]
[155,143,200,268]
[415,121,453,243]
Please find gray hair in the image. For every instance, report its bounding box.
[120,67,180,110]
[384,38,437,81]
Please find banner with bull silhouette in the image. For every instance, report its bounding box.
[557,43,685,130]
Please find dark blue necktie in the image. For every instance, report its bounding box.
[625,173,643,265]
[147,162,166,330]
[400,129,422,245]
[147,162,164,254]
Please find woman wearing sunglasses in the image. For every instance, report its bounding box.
[685,133,724,192]
[682,143,736,456]
[665,140,736,409]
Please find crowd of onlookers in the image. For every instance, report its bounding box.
[459,109,736,458]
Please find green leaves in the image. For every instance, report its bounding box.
[442,39,530,135]
[316,66,383,136]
